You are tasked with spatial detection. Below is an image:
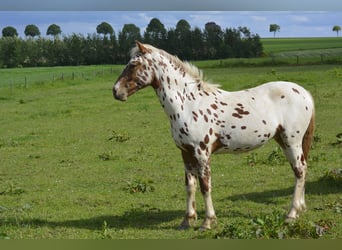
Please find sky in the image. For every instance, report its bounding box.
[0,11,341,38]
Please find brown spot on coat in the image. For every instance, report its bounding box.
[292,88,300,94]
[211,104,218,110]
[204,134,210,144]
[274,124,286,149]
[200,141,206,151]
[232,113,243,119]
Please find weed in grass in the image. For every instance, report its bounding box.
[108,130,130,143]
[324,198,342,214]
[215,211,326,239]
[0,183,25,196]
[100,220,112,239]
[246,152,259,167]
[264,147,286,166]
[320,169,342,186]
[330,132,342,147]
[98,151,117,161]
[245,147,286,167]
[310,152,327,163]
[124,179,155,194]
[0,232,10,239]
[214,222,253,239]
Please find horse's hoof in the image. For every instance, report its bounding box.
[285,216,296,224]
[199,216,217,231]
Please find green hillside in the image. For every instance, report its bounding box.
[261,37,342,54]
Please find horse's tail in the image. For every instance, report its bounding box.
[302,105,315,162]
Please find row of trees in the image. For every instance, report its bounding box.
[0,18,263,68]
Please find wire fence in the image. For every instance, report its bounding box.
[0,67,121,89]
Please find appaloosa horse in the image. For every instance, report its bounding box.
[113,41,315,230]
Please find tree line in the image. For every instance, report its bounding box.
[0,18,263,68]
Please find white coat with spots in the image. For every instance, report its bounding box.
[113,41,315,230]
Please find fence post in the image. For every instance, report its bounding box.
[72,72,75,80]
[320,54,324,63]
[296,54,299,65]
[24,76,27,88]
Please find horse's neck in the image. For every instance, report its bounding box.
[155,67,197,116]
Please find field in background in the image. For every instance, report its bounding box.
[0,38,341,239]
[261,37,342,54]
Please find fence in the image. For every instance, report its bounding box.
[269,49,342,65]
[214,50,342,68]
[0,67,120,89]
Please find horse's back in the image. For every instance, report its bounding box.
[214,81,314,152]
[251,81,314,138]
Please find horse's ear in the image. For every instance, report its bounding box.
[136,41,151,54]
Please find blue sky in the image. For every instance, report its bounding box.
[0,11,341,38]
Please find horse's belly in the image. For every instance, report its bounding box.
[215,127,274,154]
[214,139,267,154]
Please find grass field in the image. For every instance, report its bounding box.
[261,37,342,54]
[0,38,342,239]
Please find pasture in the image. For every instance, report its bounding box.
[0,61,341,238]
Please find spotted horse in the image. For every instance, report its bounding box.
[113,41,315,230]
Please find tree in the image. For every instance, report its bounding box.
[144,18,167,47]
[118,24,141,62]
[332,25,341,37]
[24,24,41,38]
[96,22,114,37]
[2,26,18,37]
[269,24,280,38]
[191,27,204,60]
[47,24,62,38]
[174,19,192,59]
[204,22,223,59]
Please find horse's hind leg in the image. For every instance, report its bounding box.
[282,145,307,220]
[274,128,307,220]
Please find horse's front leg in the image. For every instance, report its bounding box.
[178,150,198,230]
[198,161,217,230]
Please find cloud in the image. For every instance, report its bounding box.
[251,16,267,22]
[290,15,310,23]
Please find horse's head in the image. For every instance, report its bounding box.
[113,41,157,101]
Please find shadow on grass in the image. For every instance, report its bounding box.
[223,178,342,204]
[0,209,184,231]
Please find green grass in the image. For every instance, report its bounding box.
[261,37,342,54]
[0,63,341,239]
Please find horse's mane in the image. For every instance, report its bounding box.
[130,43,219,92]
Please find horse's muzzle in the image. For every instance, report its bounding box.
[113,86,127,101]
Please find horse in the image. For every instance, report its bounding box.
[112,41,315,230]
